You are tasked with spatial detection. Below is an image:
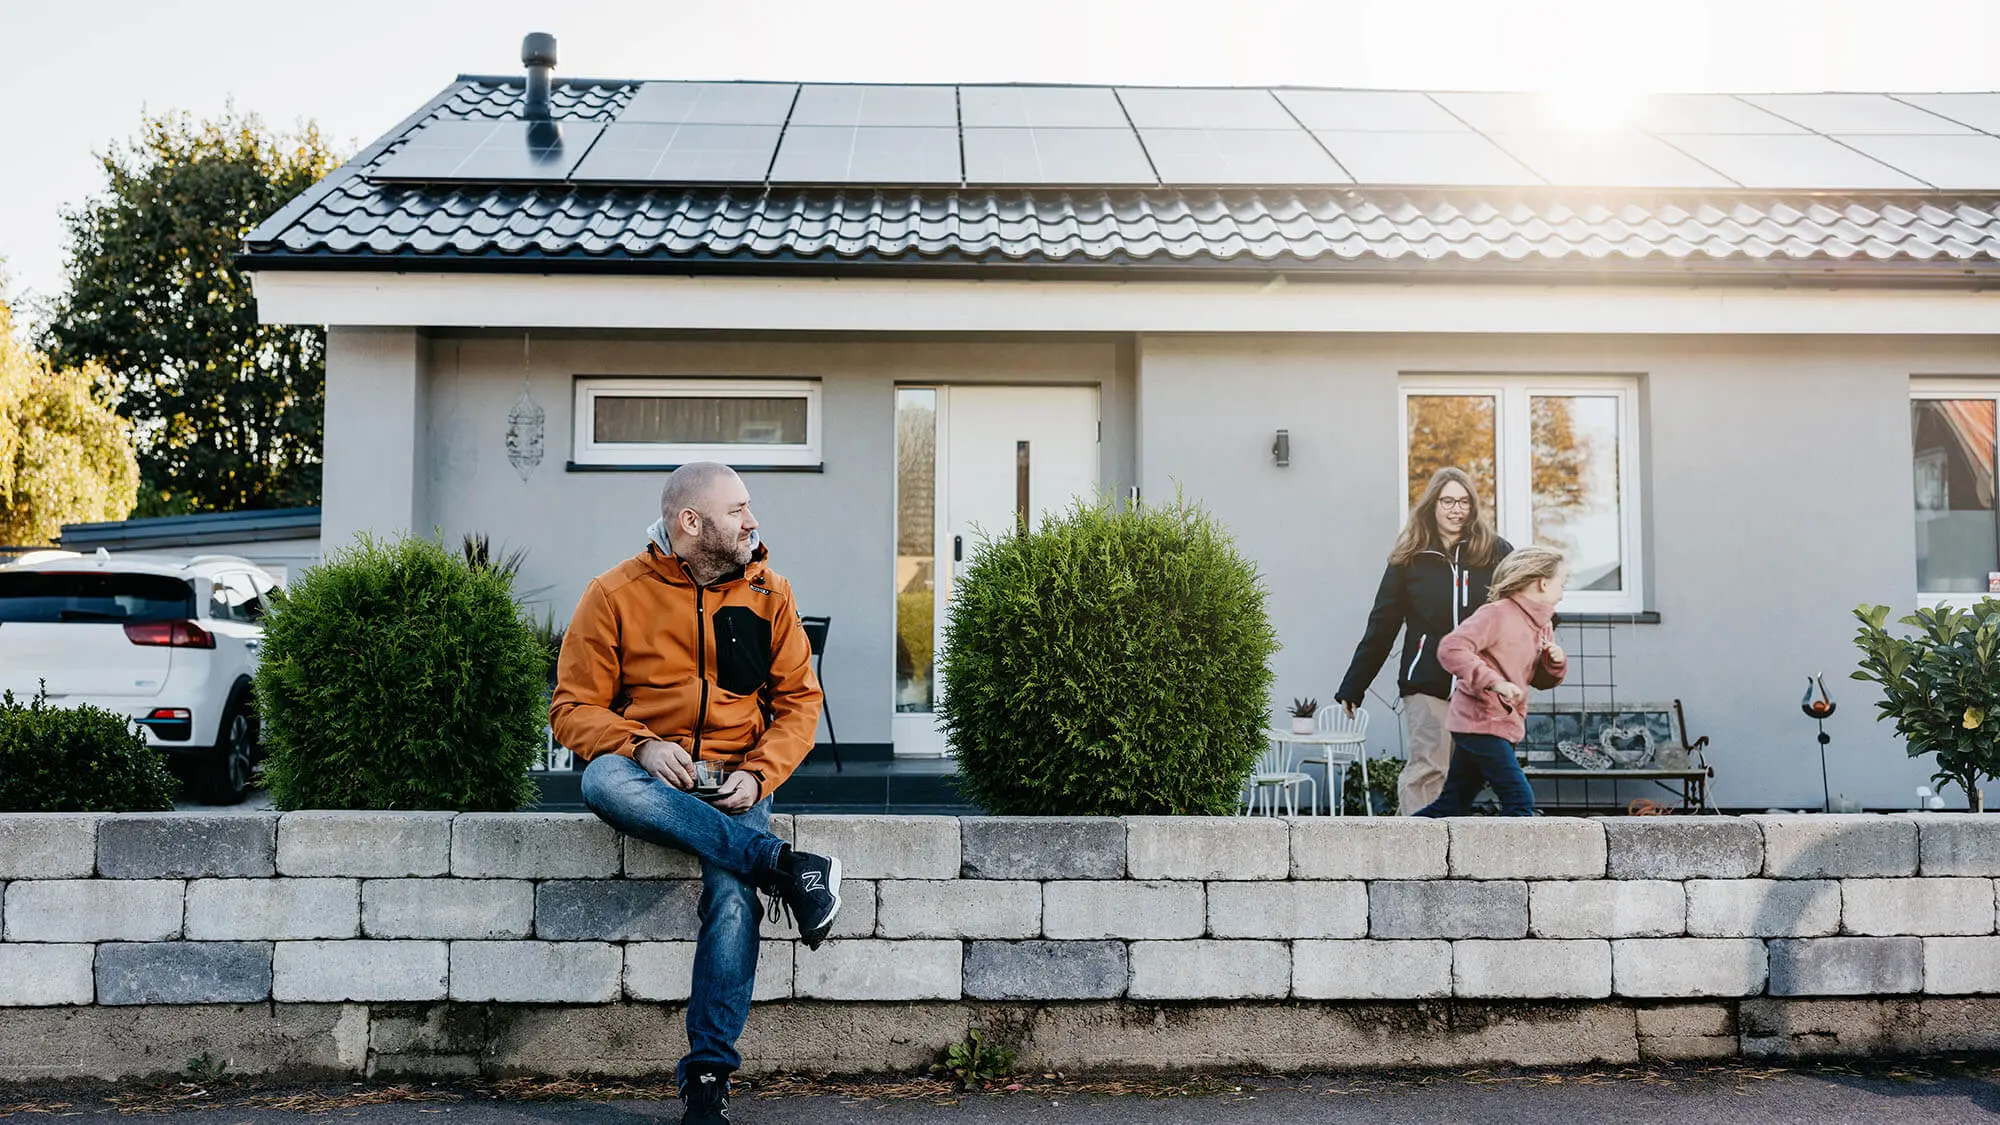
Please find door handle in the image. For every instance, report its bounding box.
[953,535,963,562]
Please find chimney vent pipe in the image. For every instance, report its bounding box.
[522,33,557,120]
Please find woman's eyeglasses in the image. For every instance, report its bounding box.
[1435,497,1473,511]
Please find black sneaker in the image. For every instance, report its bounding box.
[680,1068,730,1125]
[767,846,842,949]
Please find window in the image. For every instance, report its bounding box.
[211,573,264,624]
[1401,377,1644,613]
[0,572,194,624]
[1912,383,1999,599]
[572,378,821,468]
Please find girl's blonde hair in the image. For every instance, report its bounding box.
[1389,467,1500,567]
[1488,545,1567,602]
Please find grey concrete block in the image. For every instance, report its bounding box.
[1923,936,2000,994]
[1612,938,1767,998]
[622,838,701,879]
[1292,939,1452,999]
[97,814,277,878]
[1842,877,1995,936]
[273,940,448,1001]
[1686,879,1840,938]
[185,878,360,940]
[1127,817,1288,880]
[1207,880,1367,939]
[1740,997,1924,1058]
[876,880,1040,939]
[1291,817,1448,880]
[1455,939,1611,999]
[1753,815,1918,878]
[1449,818,1606,879]
[1129,939,1289,1000]
[0,944,94,1005]
[4,880,182,942]
[0,814,98,879]
[1602,817,1762,880]
[0,1003,361,1081]
[1369,880,1528,939]
[1043,880,1204,940]
[95,941,271,1004]
[624,940,792,1002]
[1916,814,2000,876]
[1636,1003,1739,1061]
[792,816,959,879]
[449,941,622,1002]
[1769,937,1924,996]
[793,939,961,999]
[963,941,1127,1000]
[277,812,454,876]
[451,814,620,879]
[536,880,701,941]
[1530,880,1685,938]
[960,818,1124,880]
[362,879,536,939]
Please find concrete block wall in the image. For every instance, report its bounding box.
[3,811,2000,1080]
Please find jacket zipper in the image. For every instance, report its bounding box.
[691,581,710,763]
[1406,635,1428,680]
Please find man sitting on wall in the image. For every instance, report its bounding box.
[553,461,841,1125]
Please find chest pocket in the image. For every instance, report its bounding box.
[713,606,773,696]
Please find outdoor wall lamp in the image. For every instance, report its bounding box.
[1272,429,1290,467]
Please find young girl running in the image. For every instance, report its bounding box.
[1414,546,1569,818]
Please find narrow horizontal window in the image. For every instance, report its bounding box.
[572,378,821,468]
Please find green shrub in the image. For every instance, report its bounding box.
[1853,599,2000,811]
[255,534,544,810]
[1341,760,1399,816]
[939,496,1278,815]
[0,690,177,811]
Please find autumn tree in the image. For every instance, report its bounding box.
[1404,393,1598,556]
[0,299,139,546]
[41,109,338,515]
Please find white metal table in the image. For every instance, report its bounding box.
[1262,728,1375,816]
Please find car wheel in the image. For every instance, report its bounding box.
[192,700,256,805]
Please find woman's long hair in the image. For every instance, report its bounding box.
[1389,467,1500,567]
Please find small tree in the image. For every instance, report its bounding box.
[939,496,1278,815]
[1852,600,2000,811]
[0,299,138,545]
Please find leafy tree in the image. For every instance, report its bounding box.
[0,299,138,545]
[41,109,338,515]
[1852,600,2000,811]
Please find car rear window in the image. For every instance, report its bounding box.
[0,572,196,624]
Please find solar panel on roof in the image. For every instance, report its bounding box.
[1833,134,2000,190]
[769,125,960,182]
[962,127,1155,184]
[1140,128,1348,184]
[1659,133,1922,190]
[373,120,600,180]
[1273,90,1466,132]
[1487,131,1734,188]
[571,122,780,182]
[1313,131,1541,186]
[959,86,1128,128]
[1116,88,1294,130]
[1888,94,2000,135]
[1427,92,1570,134]
[790,85,957,127]
[617,82,797,125]
[1740,93,1973,134]
[1629,95,1805,134]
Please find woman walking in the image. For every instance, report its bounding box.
[1335,468,1511,815]
[1414,546,1570,818]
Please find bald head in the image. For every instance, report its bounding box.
[661,461,741,528]
[659,462,759,581]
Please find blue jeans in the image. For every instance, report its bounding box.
[579,753,787,1086]
[1414,732,1536,817]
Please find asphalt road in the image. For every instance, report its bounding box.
[7,1063,1998,1123]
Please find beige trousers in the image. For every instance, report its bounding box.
[1398,693,1452,815]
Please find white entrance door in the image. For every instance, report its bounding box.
[892,385,1100,757]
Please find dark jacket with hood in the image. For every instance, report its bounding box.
[1336,537,1514,704]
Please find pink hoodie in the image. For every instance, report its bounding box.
[1437,595,1566,743]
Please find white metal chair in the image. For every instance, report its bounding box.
[1300,706,1371,815]
[1243,739,1316,817]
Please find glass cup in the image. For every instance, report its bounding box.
[693,759,726,795]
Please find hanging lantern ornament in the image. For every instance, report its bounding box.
[506,331,546,481]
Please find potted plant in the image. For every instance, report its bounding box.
[1290,697,1320,736]
[1851,599,2000,812]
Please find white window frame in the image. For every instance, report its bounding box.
[572,378,822,468]
[1399,375,1646,614]
[1911,378,2000,604]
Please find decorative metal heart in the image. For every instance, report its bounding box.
[1600,723,1656,768]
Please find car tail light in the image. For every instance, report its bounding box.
[146,708,192,721]
[122,620,215,649]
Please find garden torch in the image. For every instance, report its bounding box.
[1801,675,1836,812]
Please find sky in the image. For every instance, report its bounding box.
[7,0,2000,318]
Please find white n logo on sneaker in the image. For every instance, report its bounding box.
[799,870,824,893]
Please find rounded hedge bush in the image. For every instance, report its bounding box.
[255,535,545,810]
[0,691,178,812]
[938,497,1278,815]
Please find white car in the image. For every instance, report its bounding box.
[0,550,279,804]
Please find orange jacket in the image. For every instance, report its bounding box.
[550,540,823,801]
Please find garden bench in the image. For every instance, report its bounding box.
[1519,699,1716,813]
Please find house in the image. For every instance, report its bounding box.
[243,36,2000,809]
[54,509,323,586]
